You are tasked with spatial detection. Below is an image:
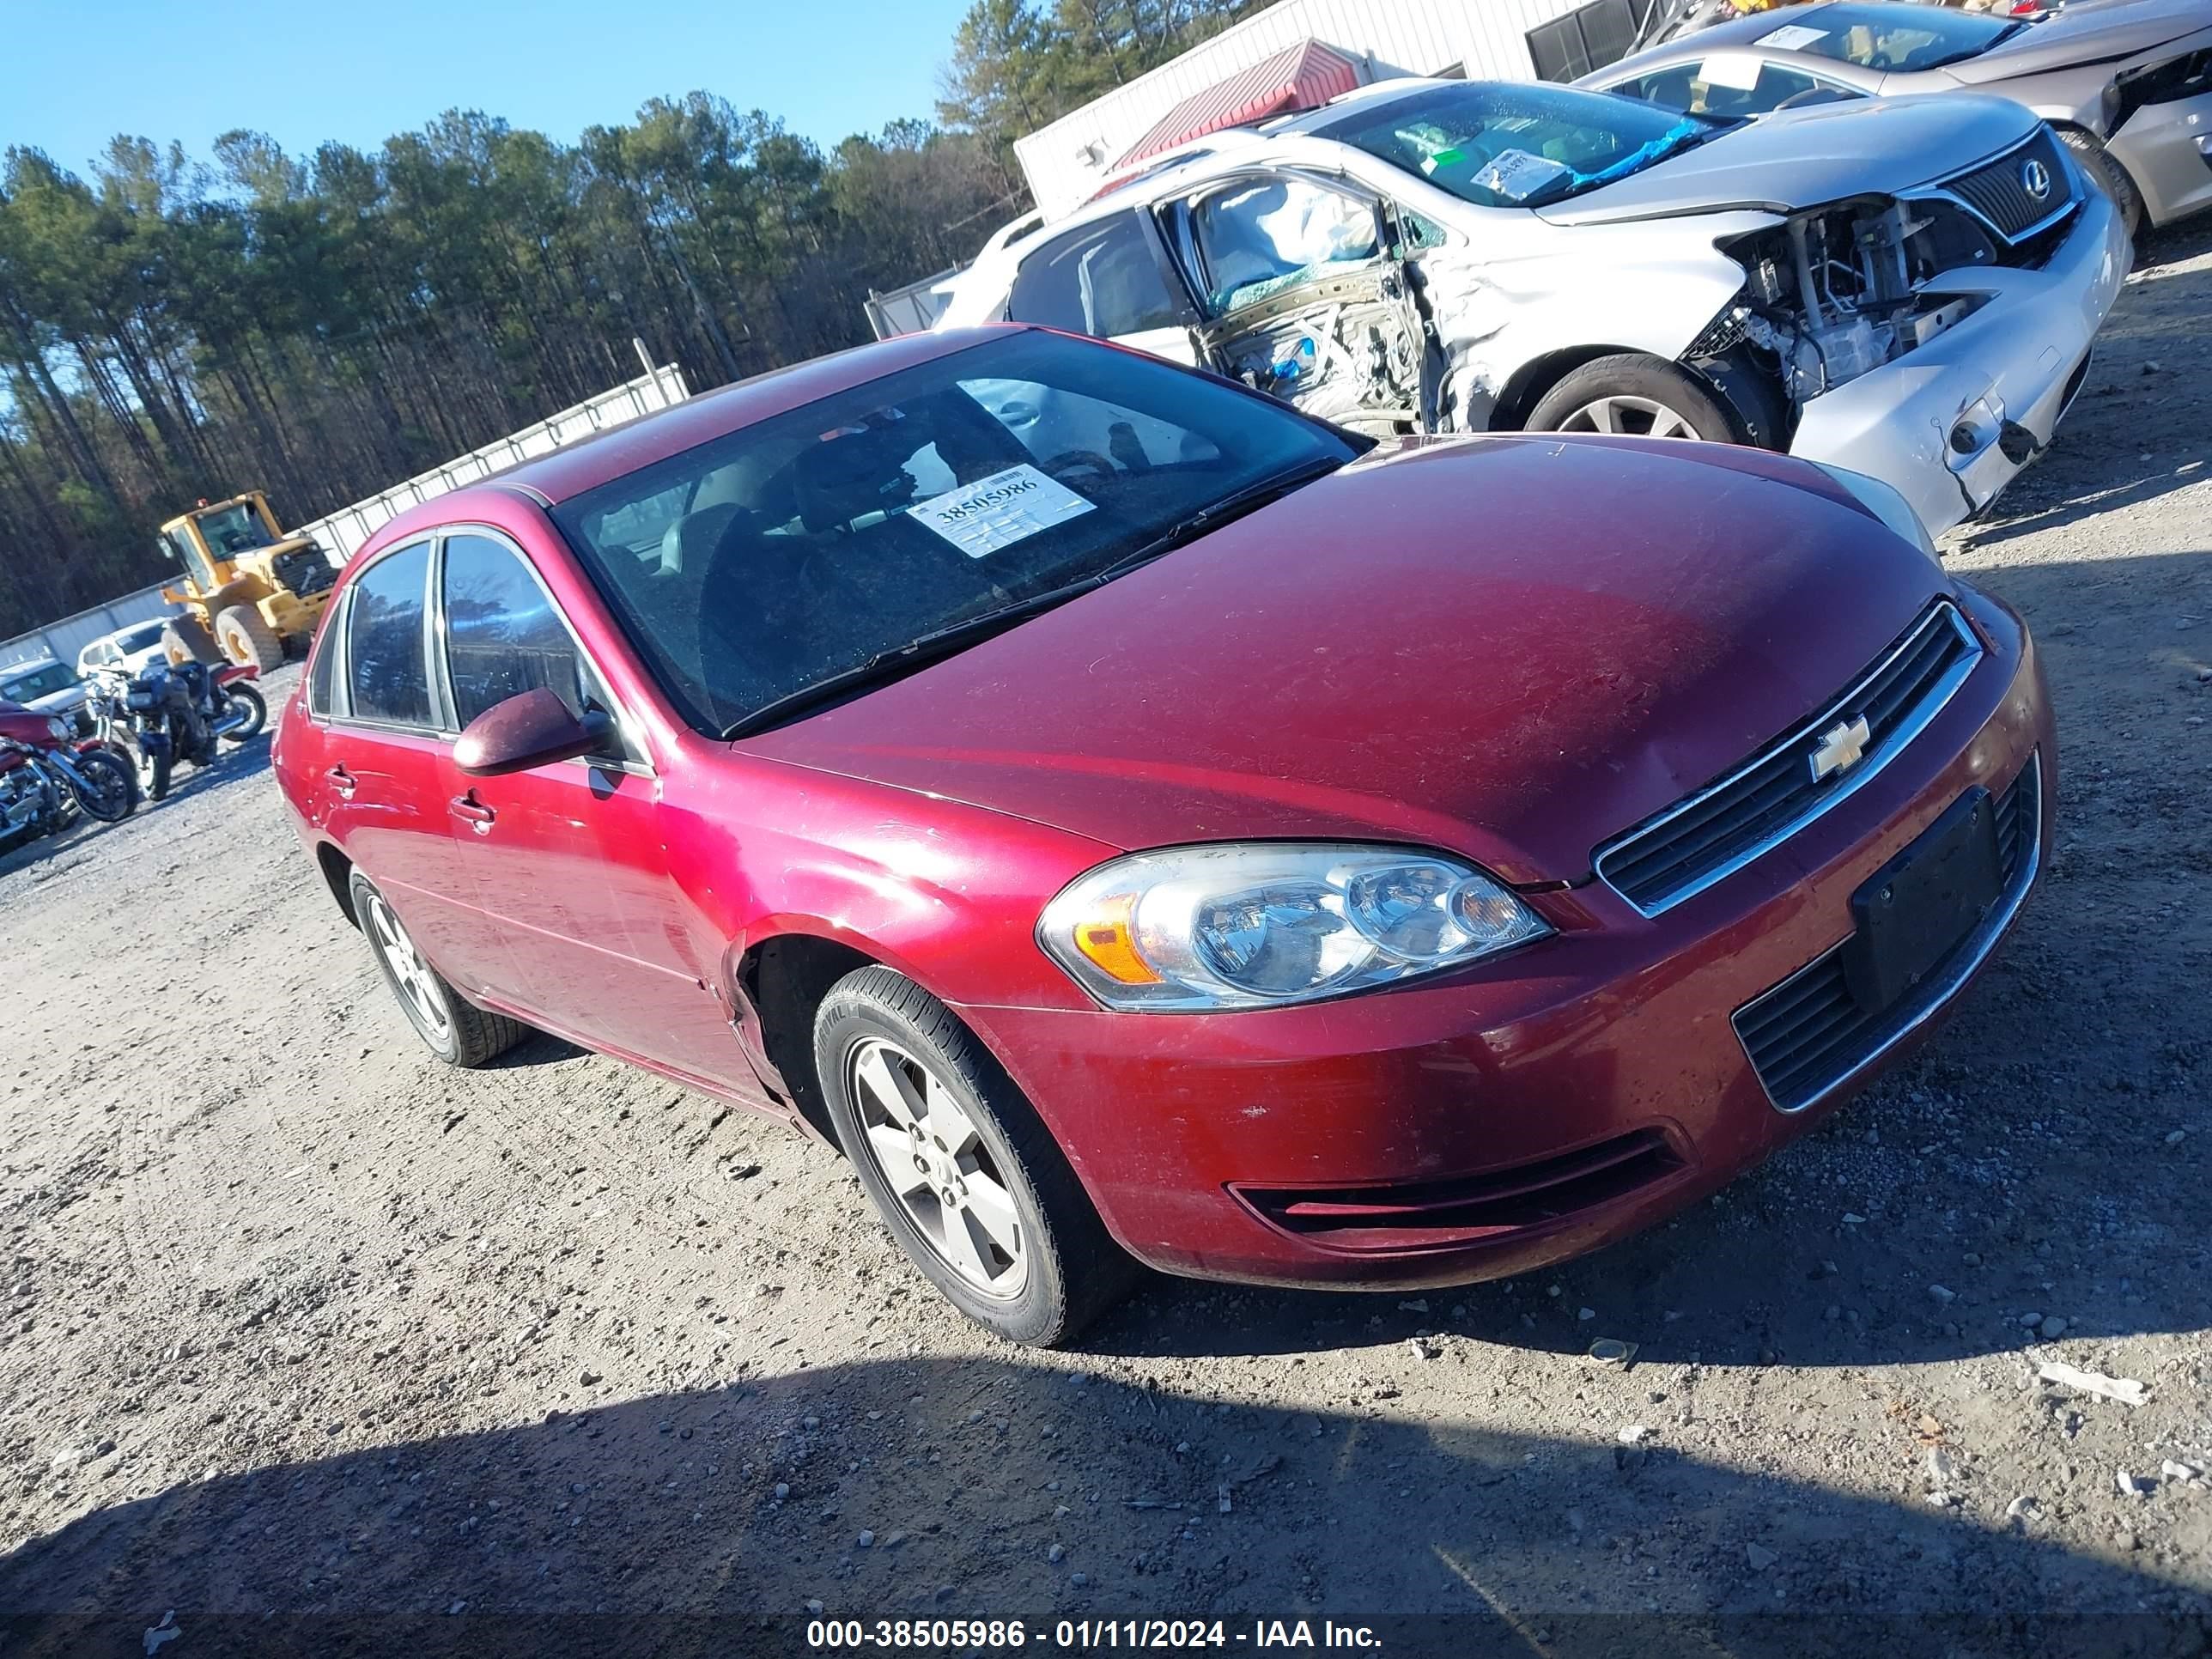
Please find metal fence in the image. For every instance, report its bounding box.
[0,358,690,672]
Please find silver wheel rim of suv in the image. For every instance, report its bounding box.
[846,1036,1028,1298]
[365,892,451,1042]
[1559,395,1702,441]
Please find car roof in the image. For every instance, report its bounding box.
[368,327,1030,540]
[1653,0,1850,49]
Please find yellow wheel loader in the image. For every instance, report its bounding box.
[156,492,337,672]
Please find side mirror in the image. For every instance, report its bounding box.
[454,687,612,776]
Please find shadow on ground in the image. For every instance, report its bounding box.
[2,1358,2203,1658]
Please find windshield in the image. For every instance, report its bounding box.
[1762,4,2017,71]
[118,623,165,653]
[1313,82,1719,210]
[191,502,274,557]
[550,331,1362,736]
[0,661,76,701]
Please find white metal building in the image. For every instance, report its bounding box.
[1014,0,1659,218]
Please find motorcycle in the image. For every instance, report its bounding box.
[88,659,265,802]
[0,699,138,852]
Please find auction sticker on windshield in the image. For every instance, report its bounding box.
[1475,149,1572,203]
[1757,23,1830,50]
[909,463,1096,558]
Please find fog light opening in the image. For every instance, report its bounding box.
[1998,422,2039,466]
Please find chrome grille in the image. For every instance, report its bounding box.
[1941,126,2075,243]
[1735,753,2041,1115]
[1595,601,1983,916]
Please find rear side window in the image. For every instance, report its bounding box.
[1008,213,1189,338]
[345,541,434,727]
[440,533,625,761]
[306,588,347,717]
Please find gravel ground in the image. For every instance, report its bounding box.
[3,222,2209,1659]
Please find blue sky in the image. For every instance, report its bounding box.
[1,0,979,179]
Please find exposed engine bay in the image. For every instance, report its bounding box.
[1200,265,1429,438]
[1698,197,2028,417]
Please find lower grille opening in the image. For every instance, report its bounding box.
[1232,1128,1686,1254]
[1736,750,2041,1115]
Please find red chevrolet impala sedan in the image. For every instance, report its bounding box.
[274,326,2053,1345]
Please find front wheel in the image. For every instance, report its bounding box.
[67,749,138,823]
[815,964,1134,1346]
[1525,355,1741,446]
[145,744,173,803]
[221,684,267,741]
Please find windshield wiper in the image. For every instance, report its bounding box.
[1105,454,1349,575]
[719,455,1348,740]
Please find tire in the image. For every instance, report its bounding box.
[1525,354,1742,447]
[213,605,284,672]
[349,870,526,1067]
[163,615,222,666]
[2057,127,2145,241]
[220,683,267,741]
[67,749,137,823]
[814,964,1135,1346]
[146,747,173,803]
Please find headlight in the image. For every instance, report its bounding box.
[46,716,70,741]
[1037,843,1551,1012]
[1814,462,1938,562]
[126,690,157,709]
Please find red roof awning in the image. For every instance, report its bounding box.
[1112,40,1366,174]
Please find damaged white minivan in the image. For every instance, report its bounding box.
[936,78,2131,535]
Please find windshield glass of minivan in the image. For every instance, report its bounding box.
[1772,4,2016,71]
[550,331,1363,737]
[1315,82,1718,210]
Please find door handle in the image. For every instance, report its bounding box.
[450,791,496,830]
[327,763,356,799]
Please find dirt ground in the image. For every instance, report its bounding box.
[3,222,2209,1659]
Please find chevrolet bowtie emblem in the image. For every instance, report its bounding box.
[1809,716,1873,783]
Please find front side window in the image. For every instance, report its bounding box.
[439,533,627,761]
[1008,213,1190,338]
[1316,82,1720,210]
[1190,176,1379,314]
[550,331,1360,737]
[344,541,434,727]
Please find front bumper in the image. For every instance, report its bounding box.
[2111,86,2212,228]
[957,584,2054,1291]
[1786,185,2130,538]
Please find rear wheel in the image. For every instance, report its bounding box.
[68,749,137,823]
[221,683,267,741]
[815,964,1134,1346]
[349,871,526,1067]
[2057,127,2145,240]
[214,605,284,672]
[162,615,222,666]
[1526,355,1740,446]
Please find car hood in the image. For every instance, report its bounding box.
[1534,94,2038,226]
[1944,0,2208,83]
[19,688,86,715]
[741,436,1949,886]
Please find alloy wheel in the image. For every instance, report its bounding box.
[366,892,451,1042]
[845,1036,1028,1298]
[1559,395,1702,440]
